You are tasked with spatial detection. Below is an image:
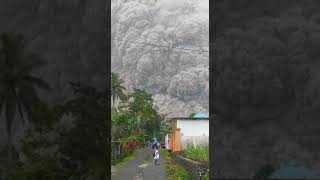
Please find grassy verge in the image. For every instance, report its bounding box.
[161,150,192,180]
[203,172,209,180]
[182,145,209,162]
[113,149,139,169]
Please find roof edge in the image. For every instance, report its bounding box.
[169,117,209,120]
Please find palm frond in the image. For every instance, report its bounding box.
[19,85,40,112]
[0,95,4,114]
[5,92,17,135]
[22,75,50,90]
[18,53,46,75]
[118,85,126,90]
[0,32,49,137]
[13,90,25,124]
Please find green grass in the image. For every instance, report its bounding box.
[161,150,192,180]
[182,145,209,162]
[113,149,138,168]
[202,172,209,180]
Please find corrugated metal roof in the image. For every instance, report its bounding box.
[170,117,209,120]
[193,112,209,118]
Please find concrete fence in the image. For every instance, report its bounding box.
[175,154,209,180]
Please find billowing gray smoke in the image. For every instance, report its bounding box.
[111,0,208,117]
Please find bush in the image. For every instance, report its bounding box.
[202,172,209,180]
[162,150,192,180]
[182,145,209,162]
[173,165,191,180]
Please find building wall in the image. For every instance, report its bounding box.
[176,120,209,149]
[165,134,169,149]
[177,120,209,136]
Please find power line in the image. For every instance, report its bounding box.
[112,38,209,53]
[111,47,209,55]
[113,38,209,53]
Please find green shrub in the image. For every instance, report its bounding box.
[174,165,192,180]
[202,172,209,180]
[182,145,209,162]
[162,150,192,180]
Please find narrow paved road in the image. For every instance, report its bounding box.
[112,147,167,180]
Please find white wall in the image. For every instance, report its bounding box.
[165,134,169,149]
[176,120,209,149]
[176,120,209,136]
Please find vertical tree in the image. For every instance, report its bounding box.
[0,32,50,168]
[111,72,126,107]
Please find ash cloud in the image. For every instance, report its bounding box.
[111,0,208,117]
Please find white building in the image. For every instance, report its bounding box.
[167,117,209,150]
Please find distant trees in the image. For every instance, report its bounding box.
[189,113,195,118]
[111,73,166,142]
[112,89,164,141]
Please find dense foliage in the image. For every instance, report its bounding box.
[111,73,170,142]
[0,33,109,180]
[203,172,209,180]
[0,32,50,174]
[1,81,108,180]
[162,150,192,180]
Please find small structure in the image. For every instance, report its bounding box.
[193,112,209,118]
[166,115,209,151]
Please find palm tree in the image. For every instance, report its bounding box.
[0,32,50,164]
[111,72,126,106]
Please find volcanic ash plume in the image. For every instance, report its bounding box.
[111,0,209,117]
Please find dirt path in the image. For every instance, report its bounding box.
[111,147,167,180]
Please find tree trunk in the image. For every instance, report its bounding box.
[7,132,13,176]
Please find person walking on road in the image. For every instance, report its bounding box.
[151,138,158,149]
[153,146,160,165]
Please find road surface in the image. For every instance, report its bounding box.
[111,147,167,180]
